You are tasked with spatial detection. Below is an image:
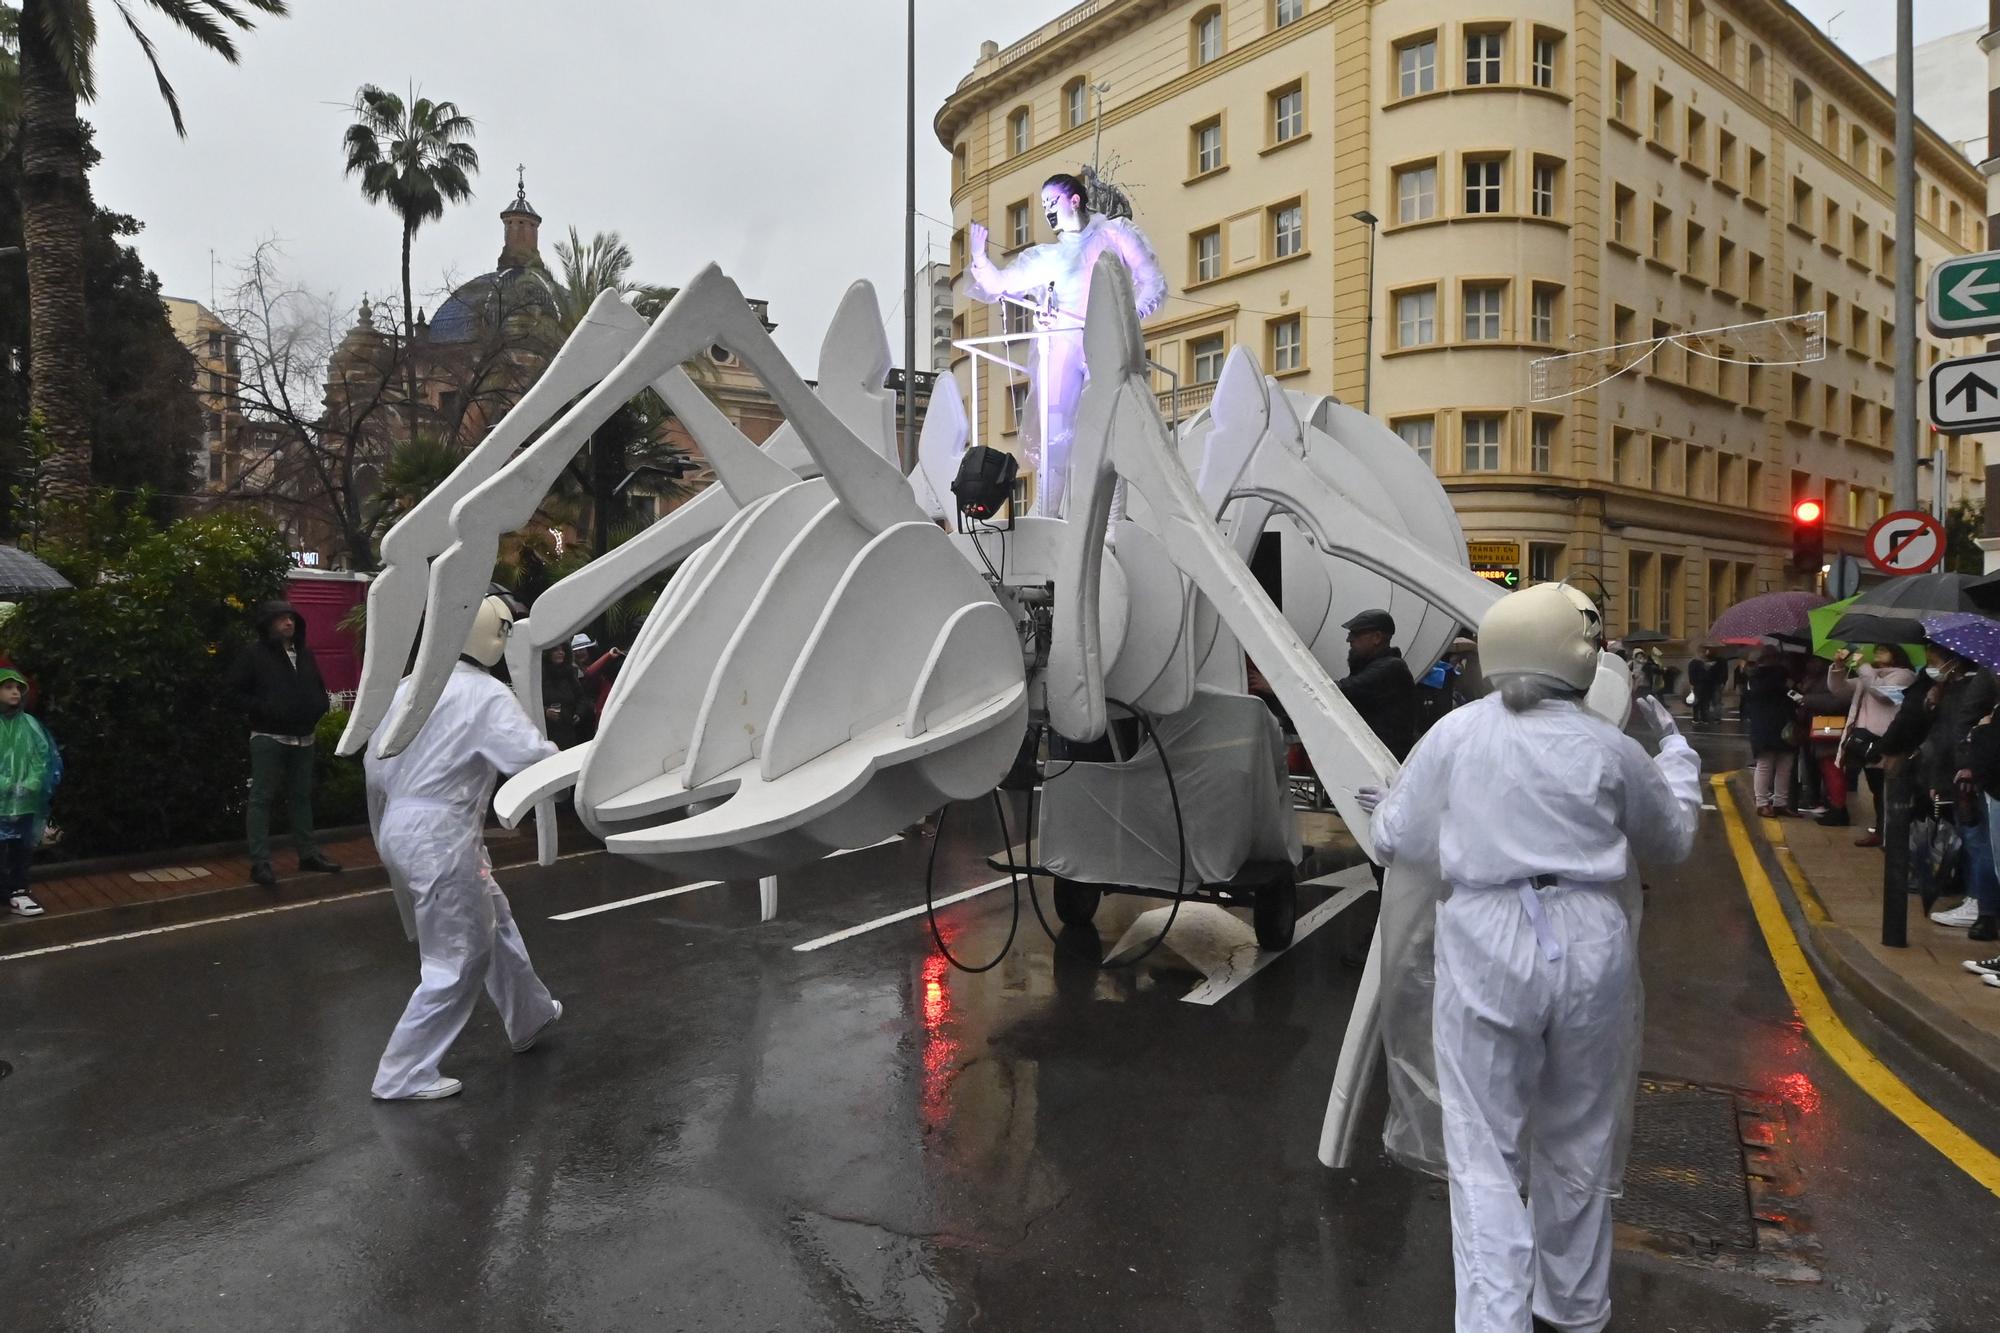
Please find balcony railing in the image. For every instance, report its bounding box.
[1157,381,1216,421]
[995,0,1113,68]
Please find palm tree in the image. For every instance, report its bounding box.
[13,0,285,521]
[341,83,478,445]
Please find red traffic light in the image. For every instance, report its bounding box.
[1793,499,1824,524]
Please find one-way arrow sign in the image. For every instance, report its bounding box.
[1929,252,2000,335]
[1928,351,2000,434]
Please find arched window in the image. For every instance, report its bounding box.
[1063,77,1090,130]
[1192,7,1223,66]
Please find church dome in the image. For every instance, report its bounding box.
[427,264,557,344]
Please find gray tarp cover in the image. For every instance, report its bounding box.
[1039,685,1301,890]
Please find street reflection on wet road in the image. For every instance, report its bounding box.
[3,771,1996,1331]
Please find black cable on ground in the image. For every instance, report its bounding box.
[923,799,1019,973]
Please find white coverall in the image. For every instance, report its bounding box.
[966,215,1166,518]
[366,661,560,1098]
[1371,692,1701,1333]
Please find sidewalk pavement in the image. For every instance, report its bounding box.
[1732,773,2000,1105]
[0,821,545,957]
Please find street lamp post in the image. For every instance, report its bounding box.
[1350,211,1379,415]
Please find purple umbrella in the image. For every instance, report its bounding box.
[1922,612,2000,672]
[1706,590,1829,645]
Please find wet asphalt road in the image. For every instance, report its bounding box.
[3,728,1998,1331]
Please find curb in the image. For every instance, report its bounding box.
[0,829,568,957]
[26,823,376,884]
[1727,773,2000,1109]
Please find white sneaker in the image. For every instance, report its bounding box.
[8,892,43,917]
[513,1000,562,1053]
[1930,899,1982,928]
[374,1076,463,1101]
[1983,973,2000,990]
[1964,954,2000,978]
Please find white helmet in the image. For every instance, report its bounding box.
[1478,583,1603,691]
[462,594,515,668]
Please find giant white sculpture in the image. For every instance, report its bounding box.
[344,253,1582,1166]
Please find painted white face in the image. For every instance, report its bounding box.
[1041,184,1084,235]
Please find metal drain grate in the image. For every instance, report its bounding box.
[1615,1079,1757,1251]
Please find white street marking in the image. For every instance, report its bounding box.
[1181,872,1376,1006]
[792,876,1014,953]
[0,889,392,961]
[549,880,724,921]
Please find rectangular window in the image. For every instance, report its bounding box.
[1746,250,1765,305]
[1003,299,1035,335]
[1191,334,1227,383]
[1194,228,1222,282]
[1465,31,1503,86]
[1685,220,1706,281]
[1613,186,1635,245]
[1531,160,1559,218]
[1270,316,1302,372]
[1271,202,1303,258]
[1272,85,1304,143]
[1686,109,1707,168]
[1194,118,1223,174]
[1196,10,1222,64]
[1010,108,1029,156]
[1463,414,1503,472]
[1532,33,1558,89]
[1009,381,1030,429]
[1067,81,1088,129]
[1651,203,1673,263]
[1396,417,1435,466]
[1530,416,1555,472]
[1792,177,1813,227]
[1395,288,1437,347]
[1613,63,1635,122]
[1717,236,1736,293]
[1717,129,1738,186]
[1658,556,1681,635]
[1464,158,1502,214]
[1530,284,1558,342]
[1398,37,1437,97]
[1274,0,1304,27]
[1396,164,1437,224]
[1008,202,1030,249]
[1463,283,1503,341]
[1528,542,1562,584]
[1652,88,1674,147]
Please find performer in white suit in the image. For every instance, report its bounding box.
[966,171,1166,518]
[1363,583,1701,1332]
[367,595,563,1100]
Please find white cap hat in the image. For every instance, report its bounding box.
[570,632,595,650]
[1478,583,1603,691]
[463,595,515,668]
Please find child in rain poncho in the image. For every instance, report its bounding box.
[0,667,61,917]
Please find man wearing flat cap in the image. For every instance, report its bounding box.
[1339,608,1416,760]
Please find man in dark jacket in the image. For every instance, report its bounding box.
[1338,608,1416,760]
[225,601,340,887]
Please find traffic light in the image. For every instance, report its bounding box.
[1791,498,1825,576]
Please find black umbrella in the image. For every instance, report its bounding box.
[1846,571,1983,615]
[1619,628,1672,645]
[1828,611,1927,645]
[0,546,71,597]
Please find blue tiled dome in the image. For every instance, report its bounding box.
[427,265,557,344]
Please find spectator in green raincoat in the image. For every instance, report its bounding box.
[0,667,61,917]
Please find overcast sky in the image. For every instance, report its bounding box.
[79,0,1987,367]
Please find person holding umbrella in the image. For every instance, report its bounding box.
[1829,645,1919,847]
[1743,648,1799,817]
[1921,615,2000,940]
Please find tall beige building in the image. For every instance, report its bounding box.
[161,296,252,494]
[937,0,1992,639]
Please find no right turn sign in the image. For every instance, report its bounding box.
[1865,510,1945,576]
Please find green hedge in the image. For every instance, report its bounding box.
[0,509,292,856]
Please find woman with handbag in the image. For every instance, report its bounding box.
[1831,645,1917,846]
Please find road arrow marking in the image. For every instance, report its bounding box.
[1945,371,1999,414]
[1950,268,2000,312]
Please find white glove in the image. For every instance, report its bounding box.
[1635,695,1681,739]
[1356,786,1385,814]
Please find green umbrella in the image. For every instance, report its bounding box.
[1807,594,1924,663]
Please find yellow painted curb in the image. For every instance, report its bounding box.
[1713,773,2000,1199]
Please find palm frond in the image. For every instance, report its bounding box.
[27,0,98,101]
[112,3,187,136]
